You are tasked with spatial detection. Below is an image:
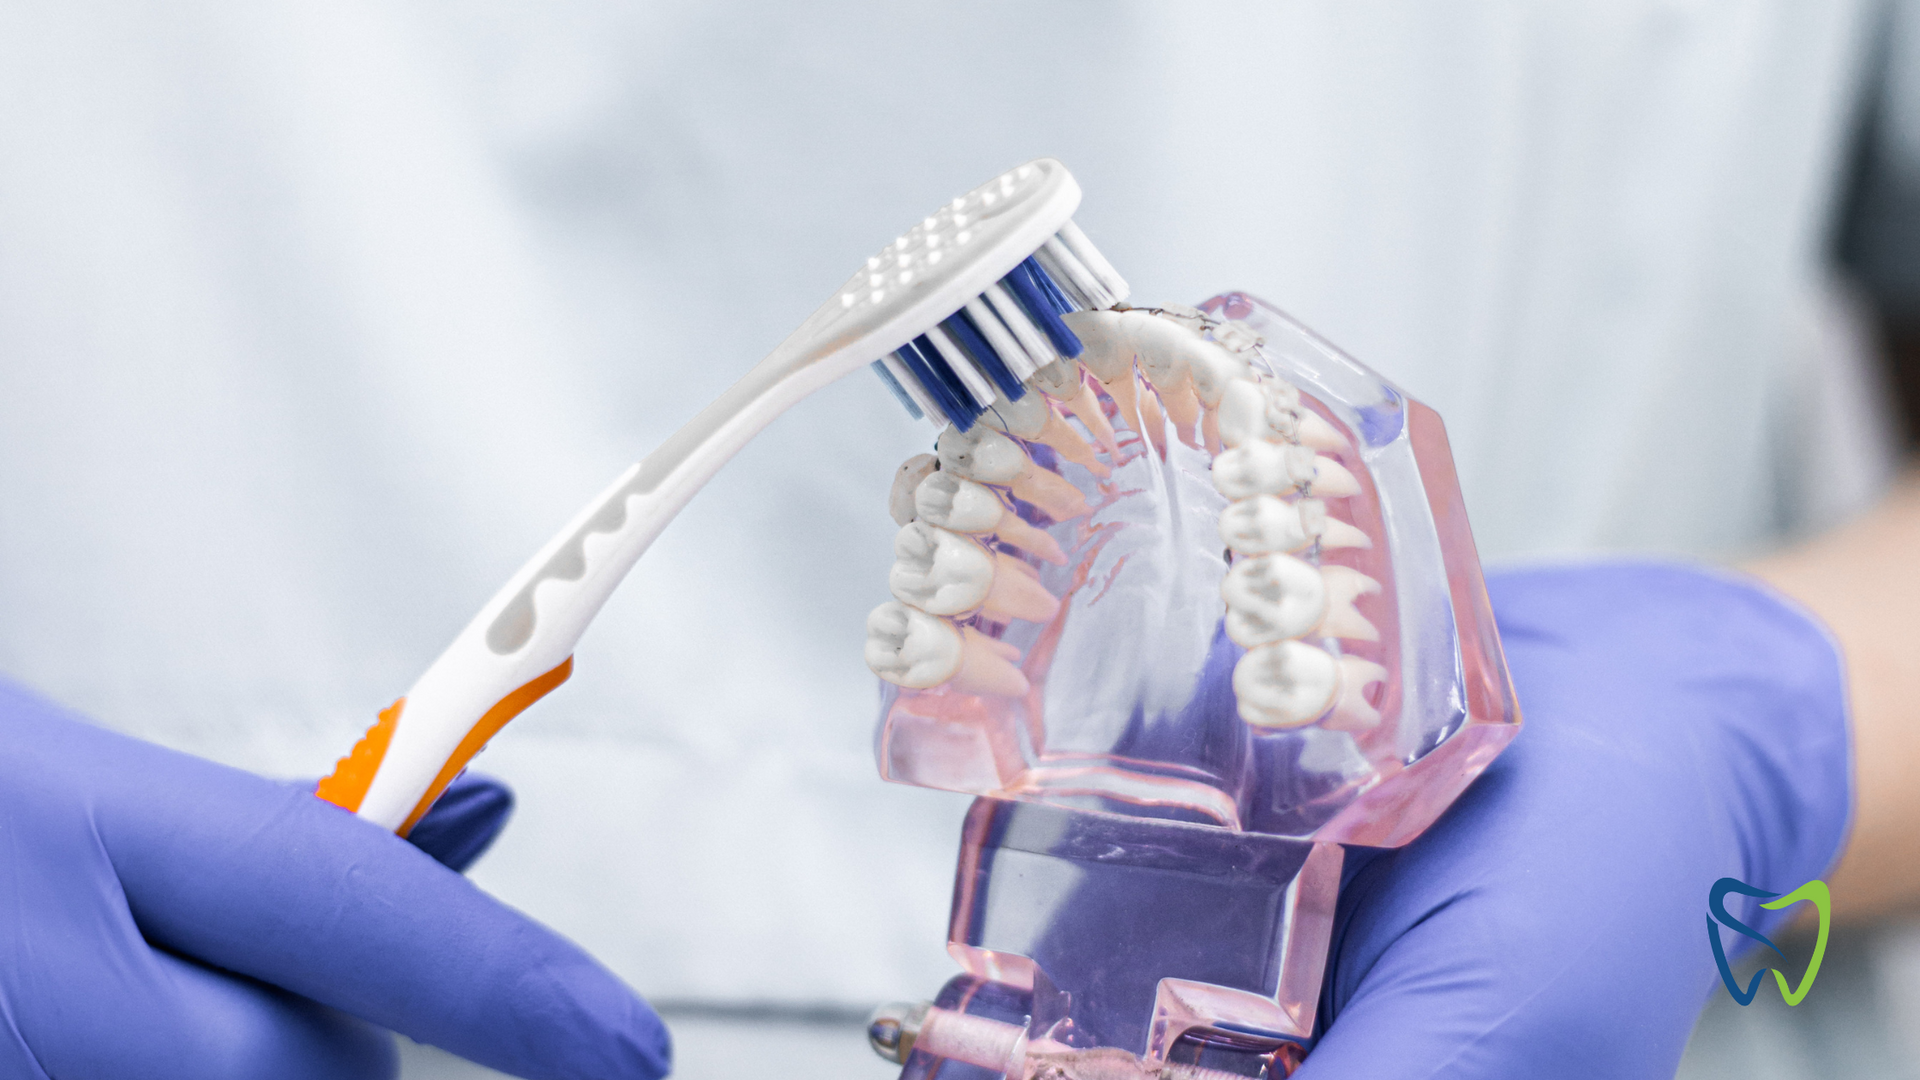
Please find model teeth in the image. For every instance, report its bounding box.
[1218,495,1314,555]
[1217,378,1302,448]
[983,553,1062,624]
[1320,565,1383,641]
[1222,552,1328,647]
[890,453,939,526]
[914,471,1002,532]
[916,472,1066,564]
[978,390,1107,478]
[1211,442,1316,499]
[936,423,1026,484]
[1305,457,1361,497]
[1297,500,1373,549]
[1325,655,1388,731]
[1128,312,1205,448]
[1212,320,1263,356]
[953,626,1031,697]
[1184,337,1252,409]
[890,522,994,615]
[865,602,1029,697]
[1234,640,1339,729]
[937,425,1090,522]
[874,297,1393,727]
[866,601,963,688]
[1063,309,1148,438]
[1031,357,1119,455]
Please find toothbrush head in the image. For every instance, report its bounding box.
[803,158,1129,432]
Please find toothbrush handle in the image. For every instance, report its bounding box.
[317,339,830,833]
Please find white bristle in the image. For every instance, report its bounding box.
[1056,220,1130,306]
[983,282,1059,368]
[924,324,997,408]
[965,297,1037,381]
[882,351,947,425]
[1030,243,1089,310]
[1039,236,1113,310]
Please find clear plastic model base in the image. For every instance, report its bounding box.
[864,292,1520,1079]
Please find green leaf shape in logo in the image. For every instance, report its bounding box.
[1759,880,1830,1005]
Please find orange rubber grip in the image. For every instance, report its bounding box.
[315,656,574,836]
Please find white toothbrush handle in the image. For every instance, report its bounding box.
[318,340,841,833]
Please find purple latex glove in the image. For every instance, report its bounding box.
[0,679,671,1080]
[1303,563,1851,1078]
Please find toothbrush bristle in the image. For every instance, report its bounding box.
[870,360,924,420]
[945,311,1025,401]
[868,214,1125,430]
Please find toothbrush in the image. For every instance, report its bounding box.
[316,158,1130,833]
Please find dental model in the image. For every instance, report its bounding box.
[863,291,1520,1078]
[868,306,1384,732]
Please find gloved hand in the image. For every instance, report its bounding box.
[1301,563,1852,1078]
[0,679,671,1080]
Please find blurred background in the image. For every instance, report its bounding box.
[1,2,1917,1077]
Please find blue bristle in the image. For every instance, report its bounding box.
[870,360,923,420]
[1004,259,1083,358]
[893,342,967,429]
[945,311,1026,401]
[1029,256,1078,315]
[907,336,985,430]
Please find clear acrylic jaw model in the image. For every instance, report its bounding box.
[865,292,1520,1079]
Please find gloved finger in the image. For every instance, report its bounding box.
[80,948,398,1080]
[294,770,515,873]
[396,771,515,872]
[23,705,671,1080]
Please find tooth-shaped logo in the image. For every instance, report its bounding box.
[1707,877,1830,1006]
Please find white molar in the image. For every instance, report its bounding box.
[937,424,1090,522]
[979,389,1107,477]
[1215,379,1351,454]
[1222,552,1328,647]
[916,472,1066,564]
[890,453,939,526]
[936,424,1025,484]
[1213,441,1360,500]
[1220,497,1371,555]
[865,601,963,688]
[1218,495,1313,555]
[1320,565,1383,641]
[865,602,1029,697]
[1217,378,1301,448]
[983,552,1062,623]
[889,522,994,615]
[1186,339,1252,456]
[1234,639,1339,729]
[1211,441,1318,499]
[914,470,1004,532]
[1324,655,1389,731]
